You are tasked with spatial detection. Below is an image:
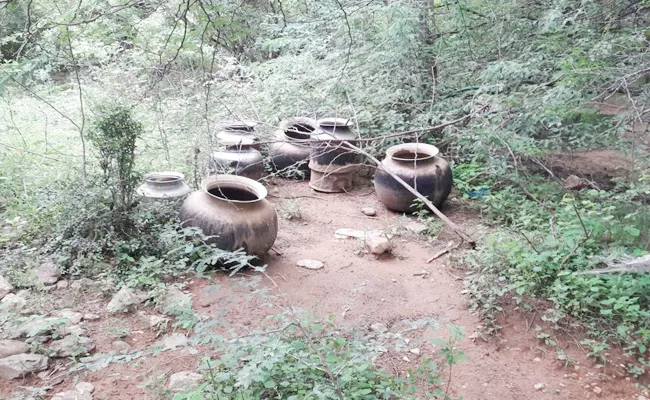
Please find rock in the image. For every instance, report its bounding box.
[0,276,13,300]
[70,281,82,290]
[51,389,92,400]
[296,259,324,270]
[161,333,188,350]
[592,386,602,394]
[365,231,392,254]
[63,325,85,337]
[167,371,203,392]
[57,309,83,325]
[370,323,388,334]
[71,278,95,291]
[534,383,545,391]
[35,262,61,285]
[83,313,100,321]
[638,396,649,400]
[107,287,144,313]
[149,315,169,329]
[402,356,410,362]
[409,348,421,356]
[0,293,26,312]
[76,382,94,394]
[50,335,95,358]
[406,222,427,234]
[162,287,192,313]
[0,353,48,380]
[533,357,541,362]
[361,207,377,216]
[0,340,30,359]
[56,280,69,290]
[565,175,587,190]
[111,340,131,352]
[17,316,66,338]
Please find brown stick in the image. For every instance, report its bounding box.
[345,143,476,247]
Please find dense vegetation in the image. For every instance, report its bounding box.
[1,0,649,391]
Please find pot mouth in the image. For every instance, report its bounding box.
[201,175,267,204]
[386,143,439,162]
[284,121,317,140]
[317,117,351,128]
[222,120,257,132]
[216,131,256,146]
[144,171,184,183]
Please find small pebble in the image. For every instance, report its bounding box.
[409,348,421,356]
[593,387,602,394]
[534,383,545,391]
[83,313,100,321]
[361,207,377,216]
[296,259,324,270]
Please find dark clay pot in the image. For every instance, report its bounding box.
[208,133,264,180]
[374,143,452,212]
[178,175,278,256]
[309,117,360,192]
[136,172,191,200]
[268,117,320,176]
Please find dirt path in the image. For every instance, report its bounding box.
[1,179,645,400]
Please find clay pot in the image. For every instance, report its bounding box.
[136,172,191,200]
[208,133,264,180]
[309,117,361,192]
[374,143,452,212]
[178,175,278,256]
[268,117,320,176]
[220,121,259,150]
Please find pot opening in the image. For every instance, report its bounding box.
[285,123,315,140]
[392,150,430,161]
[145,172,183,183]
[387,143,439,162]
[208,187,260,202]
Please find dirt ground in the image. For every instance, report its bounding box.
[1,179,647,400]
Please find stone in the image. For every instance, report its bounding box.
[161,333,188,350]
[76,382,94,394]
[149,315,169,329]
[111,340,131,352]
[0,276,13,300]
[167,371,203,392]
[406,222,427,234]
[83,313,100,321]
[1,293,26,312]
[162,287,192,313]
[51,389,92,400]
[534,383,545,391]
[565,175,587,190]
[70,281,82,290]
[365,231,392,254]
[296,259,324,270]
[50,335,95,358]
[17,316,65,338]
[35,262,61,285]
[107,287,143,313]
[0,340,30,359]
[370,323,388,334]
[0,353,48,380]
[592,386,602,394]
[63,325,85,337]
[409,348,421,356]
[56,280,69,290]
[57,309,83,325]
[361,207,377,216]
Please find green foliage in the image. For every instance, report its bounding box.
[176,318,464,399]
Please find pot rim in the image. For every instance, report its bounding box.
[144,171,185,183]
[222,120,257,130]
[317,117,351,127]
[216,131,257,146]
[201,175,268,204]
[386,143,440,162]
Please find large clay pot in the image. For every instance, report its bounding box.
[136,172,191,200]
[309,117,361,192]
[374,143,452,212]
[268,117,320,176]
[178,175,278,256]
[220,121,259,150]
[208,133,264,180]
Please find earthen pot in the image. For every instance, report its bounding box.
[268,117,320,176]
[374,143,452,212]
[220,120,259,149]
[208,133,264,180]
[309,117,361,192]
[136,172,191,200]
[178,175,278,256]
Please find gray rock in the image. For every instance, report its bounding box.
[0,293,26,312]
[63,324,85,337]
[17,316,67,338]
[0,340,30,359]
[534,383,545,391]
[370,323,388,334]
[51,389,92,400]
[57,309,83,325]
[149,315,169,329]
[409,348,421,356]
[56,280,69,290]
[83,313,100,321]
[296,259,324,270]
[365,231,392,254]
[50,335,95,358]
[406,222,427,234]
[107,287,144,313]
[111,340,131,352]
[161,333,188,350]
[35,262,61,285]
[361,207,377,216]
[167,371,203,392]
[0,353,48,380]
[76,382,94,394]
[0,276,13,300]
[162,287,192,313]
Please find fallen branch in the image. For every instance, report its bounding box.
[427,240,460,263]
[576,254,650,275]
